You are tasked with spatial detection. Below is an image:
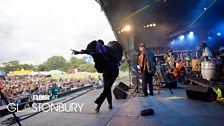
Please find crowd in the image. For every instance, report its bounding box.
[0,75,99,100]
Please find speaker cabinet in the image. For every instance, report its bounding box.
[118,82,129,91]
[186,85,217,102]
[113,82,129,99]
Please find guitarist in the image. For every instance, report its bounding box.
[137,43,156,96]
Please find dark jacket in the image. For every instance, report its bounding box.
[145,48,156,74]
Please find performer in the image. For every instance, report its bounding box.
[166,50,175,69]
[201,41,213,60]
[137,43,156,96]
[172,58,182,78]
[216,48,224,80]
[184,54,191,74]
[71,40,122,113]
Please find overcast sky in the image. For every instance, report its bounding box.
[0,0,116,65]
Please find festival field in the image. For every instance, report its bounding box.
[51,72,128,80]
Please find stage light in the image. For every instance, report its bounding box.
[208,36,212,40]
[153,23,156,27]
[123,25,131,32]
[150,24,153,27]
[204,7,207,10]
[189,32,194,36]
[171,40,175,45]
[147,25,149,27]
[217,32,221,36]
[188,32,194,39]
[179,35,185,41]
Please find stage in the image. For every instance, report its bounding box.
[1,80,224,126]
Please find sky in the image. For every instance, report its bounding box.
[0,0,116,65]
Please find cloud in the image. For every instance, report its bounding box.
[0,0,115,65]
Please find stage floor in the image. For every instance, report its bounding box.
[1,81,224,126]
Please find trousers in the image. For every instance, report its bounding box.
[142,71,154,96]
[95,64,119,107]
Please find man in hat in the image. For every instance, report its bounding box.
[165,50,175,69]
[202,41,213,59]
[137,43,156,96]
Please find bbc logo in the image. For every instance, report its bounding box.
[33,95,50,101]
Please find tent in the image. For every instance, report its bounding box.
[0,70,5,76]
[48,70,66,75]
[13,70,33,75]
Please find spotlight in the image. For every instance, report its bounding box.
[171,40,175,45]
[208,36,212,40]
[179,35,185,41]
[150,24,153,27]
[204,7,207,10]
[123,25,131,32]
[188,32,194,39]
[153,23,156,27]
[217,32,221,36]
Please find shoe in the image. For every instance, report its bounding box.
[95,107,100,113]
[95,102,100,113]
[108,105,113,110]
[140,108,154,116]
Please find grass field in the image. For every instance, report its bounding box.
[51,71,128,80]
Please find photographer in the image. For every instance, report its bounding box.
[71,40,123,113]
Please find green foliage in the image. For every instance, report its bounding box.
[43,56,66,71]
[2,56,98,73]
[1,60,34,74]
[67,56,86,68]
[0,67,3,71]
[119,61,128,72]
[36,56,96,73]
[78,63,96,73]
[19,64,34,70]
[37,64,45,71]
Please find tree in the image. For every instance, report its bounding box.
[7,60,20,71]
[119,61,128,72]
[43,56,66,71]
[0,67,3,71]
[78,63,96,73]
[19,64,34,70]
[1,60,35,74]
[2,60,20,73]
[37,64,45,71]
[67,56,86,69]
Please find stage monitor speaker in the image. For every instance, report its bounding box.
[113,82,129,99]
[186,85,217,102]
[118,82,129,91]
